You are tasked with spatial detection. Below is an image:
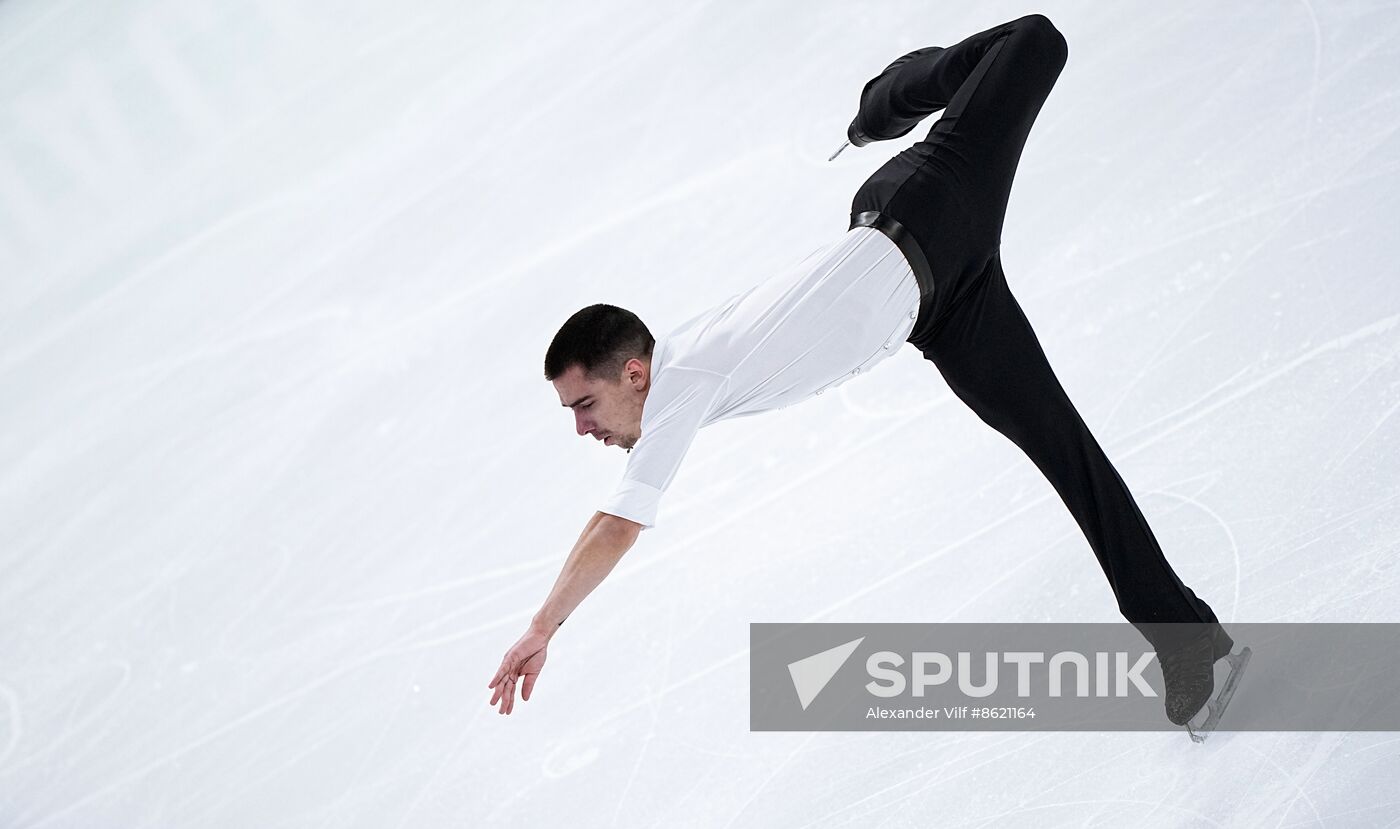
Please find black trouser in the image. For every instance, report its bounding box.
[850,14,1225,654]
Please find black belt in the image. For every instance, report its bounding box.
[849,210,935,305]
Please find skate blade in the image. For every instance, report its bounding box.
[828,140,851,161]
[1185,646,1252,743]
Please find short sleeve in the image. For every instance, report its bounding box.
[599,367,729,530]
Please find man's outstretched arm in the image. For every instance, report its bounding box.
[488,511,643,715]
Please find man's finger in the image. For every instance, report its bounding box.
[521,673,536,701]
[488,656,514,689]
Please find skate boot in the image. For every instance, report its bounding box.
[830,46,946,161]
[1158,627,1220,725]
[1157,623,1251,741]
[847,46,947,147]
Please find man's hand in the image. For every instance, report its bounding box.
[488,625,552,715]
[488,512,640,716]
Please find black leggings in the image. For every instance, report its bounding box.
[850,14,1224,653]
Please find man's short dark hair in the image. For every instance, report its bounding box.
[544,304,655,382]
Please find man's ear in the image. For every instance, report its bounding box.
[626,357,648,389]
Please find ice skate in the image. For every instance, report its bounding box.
[832,45,950,161]
[1157,624,1250,742]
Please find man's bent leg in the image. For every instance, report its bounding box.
[851,14,1067,253]
[922,254,1225,654]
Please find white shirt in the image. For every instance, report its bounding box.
[599,226,922,529]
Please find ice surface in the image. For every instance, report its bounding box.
[3,0,1400,826]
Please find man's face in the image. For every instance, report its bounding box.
[553,358,650,451]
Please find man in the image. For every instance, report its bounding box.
[490,14,1242,733]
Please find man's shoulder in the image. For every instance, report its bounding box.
[653,337,729,387]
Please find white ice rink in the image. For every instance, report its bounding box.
[4,0,1400,825]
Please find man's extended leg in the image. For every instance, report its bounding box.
[922,252,1228,655]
